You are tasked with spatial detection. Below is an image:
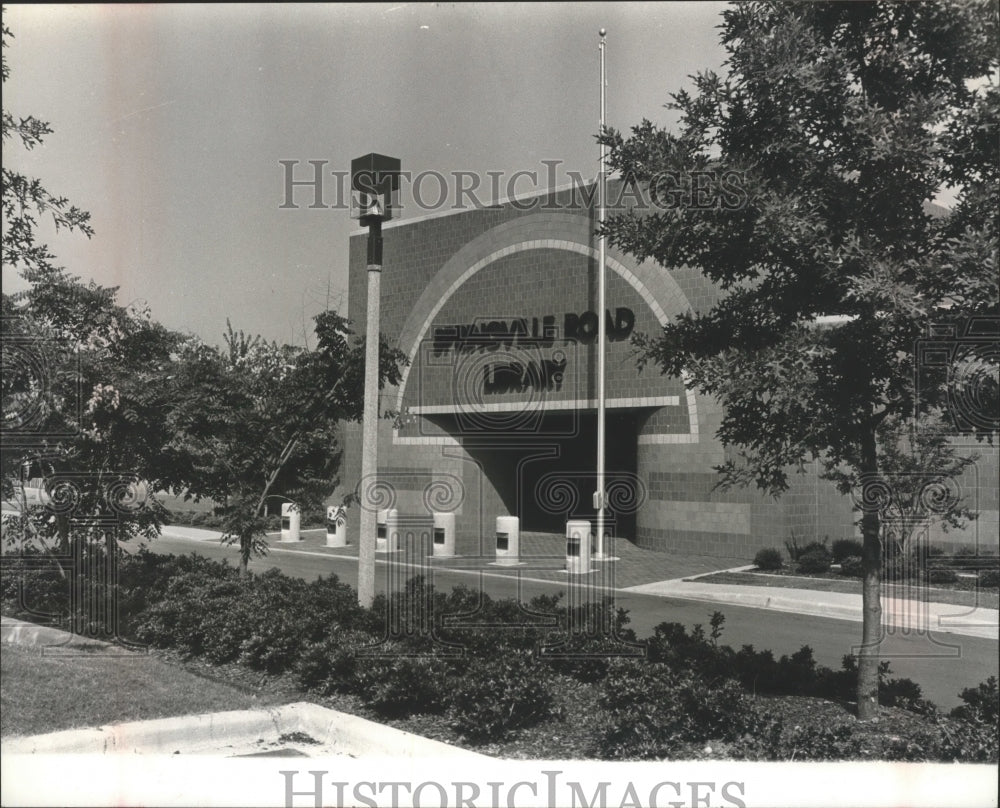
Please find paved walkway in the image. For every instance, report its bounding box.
[160,524,999,641]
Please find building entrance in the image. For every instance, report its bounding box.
[433,410,641,540]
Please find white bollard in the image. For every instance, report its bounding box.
[377,508,399,552]
[432,512,456,557]
[279,502,301,542]
[494,515,520,565]
[566,519,592,574]
[387,508,400,552]
[376,509,388,551]
[326,505,348,547]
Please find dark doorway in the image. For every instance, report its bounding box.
[436,410,641,539]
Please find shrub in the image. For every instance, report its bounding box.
[353,646,452,718]
[924,567,958,585]
[447,650,558,742]
[295,629,378,695]
[236,571,314,673]
[977,570,999,589]
[732,644,818,696]
[753,548,784,571]
[797,547,832,574]
[831,538,863,564]
[541,633,642,683]
[0,552,70,622]
[434,586,560,658]
[784,533,806,562]
[882,556,917,582]
[881,675,935,714]
[786,535,828,562]
[540,599,640,682]
[839,556,864,578]
[593,661,777,759]
[644,619,727,677]
[761,722,864,761]
[931,715,999,762]
[133,569,243,657]
[952,677,999,725]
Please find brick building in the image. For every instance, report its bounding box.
[339,180,998,560]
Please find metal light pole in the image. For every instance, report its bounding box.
[594,29,609,560]
[351,153,401,608]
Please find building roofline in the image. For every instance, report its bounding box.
[349,174,615,237]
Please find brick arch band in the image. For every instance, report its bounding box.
[391,213,699,445]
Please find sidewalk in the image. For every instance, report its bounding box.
[157,524,1000,642]
[625,577,999,641]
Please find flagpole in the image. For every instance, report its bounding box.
[595,28,608,560]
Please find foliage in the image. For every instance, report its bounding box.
[2,17,188,564]
[979,570,1000,588]
[448,650,559,741]
[294,629,377,695]
[753,547,784,570]
[797,546,833,574]
[161,314,406,575]
[875,414,980,556]
[732,644,824,697]
[952,676,999,725]
[7,556,998,761]
[352,647,452,718]
[599,0,999,719]
[1,16,93,272]
[784,536,829,564]
[839,556,864,578]
[925,567,959,585]
[928,715,999,763]
[593,662,778,758]
[831,539,864,564]
[783,533,807,563]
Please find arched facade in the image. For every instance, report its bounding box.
[340,182,876,557]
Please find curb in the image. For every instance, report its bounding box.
[0,701,490,758]
[1,617,119,651]
[2,618,488,758]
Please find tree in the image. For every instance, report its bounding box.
[3,267,184,553]
[162,313,405,577]
[1,15,93,272]
[599,1,997,719]
[3,14,191,637]
[3,13,180,552]
[874,412,978,562]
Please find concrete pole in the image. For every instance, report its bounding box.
[595,28,608,560]
[358,219,382,608]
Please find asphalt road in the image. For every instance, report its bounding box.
[146,535,998,710]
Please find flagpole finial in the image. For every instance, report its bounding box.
[599,28,606,37]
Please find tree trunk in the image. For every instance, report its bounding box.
[239,536,250,579]
[857,428,883,721]
[56,514,70,553]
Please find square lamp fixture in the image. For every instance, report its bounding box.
[350,153,402,224]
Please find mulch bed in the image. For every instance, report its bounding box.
[149,646,966,761]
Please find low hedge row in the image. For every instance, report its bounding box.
[2,546,996,760]
[756,541,1000,587]
[164,508,328,531]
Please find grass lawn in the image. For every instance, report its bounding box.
[0,643,296,739]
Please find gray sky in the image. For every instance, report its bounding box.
[4,3,728,345]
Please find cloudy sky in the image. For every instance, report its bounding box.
[4,3,728,345]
